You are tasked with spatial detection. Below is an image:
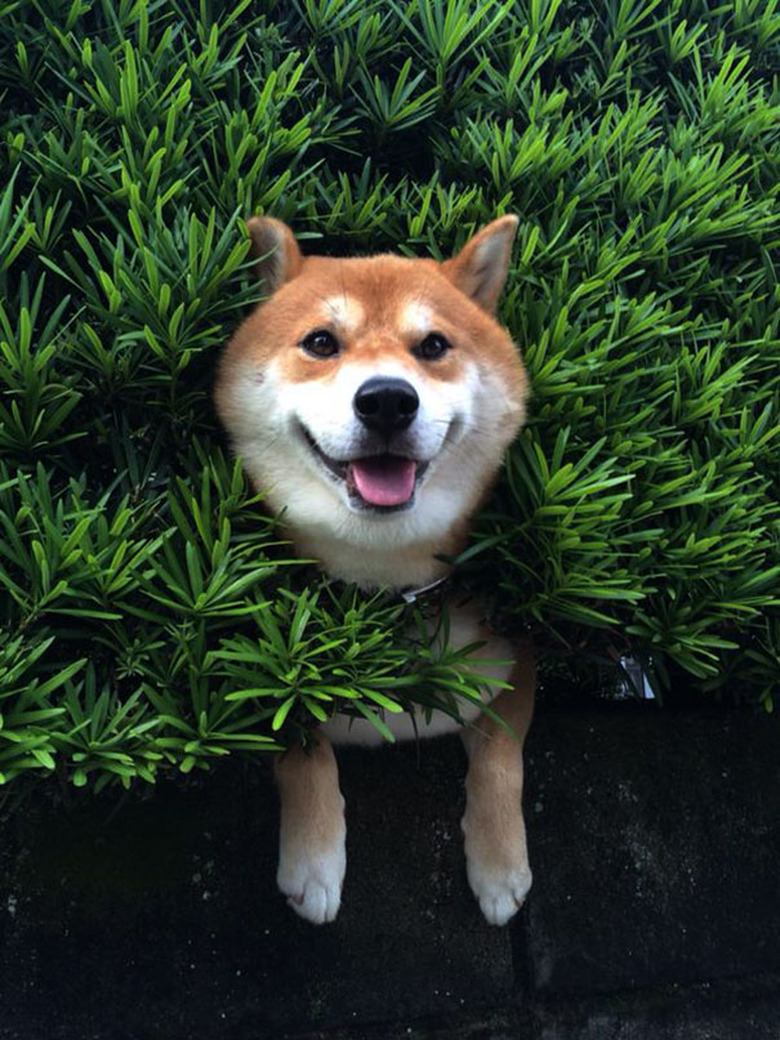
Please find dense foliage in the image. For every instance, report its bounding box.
[1,0,778,788]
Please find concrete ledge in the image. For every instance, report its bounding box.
[285,974,780,1039]
[522,707,780,996]
[0,705,777,1038]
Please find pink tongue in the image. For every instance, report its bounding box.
[349,457,417,507]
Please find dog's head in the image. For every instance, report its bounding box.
[215,217,528,587]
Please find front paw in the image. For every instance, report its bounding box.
[277,838,346,925]
[462,807,532,926]
[465,854,532,926]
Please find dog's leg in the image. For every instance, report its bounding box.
[275,734,346,924]
[461,640,535,926]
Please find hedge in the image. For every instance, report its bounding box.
[0,0,778,789]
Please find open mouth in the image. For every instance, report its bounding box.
[300,426,428,511]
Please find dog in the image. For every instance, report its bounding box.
[215,215,534,926]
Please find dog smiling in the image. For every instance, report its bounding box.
[215,216,535,926]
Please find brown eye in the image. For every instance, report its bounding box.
[301,329,339,358]
[413,333,451,361]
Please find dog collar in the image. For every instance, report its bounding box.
[400,575,450,604]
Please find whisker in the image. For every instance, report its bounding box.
[429,417,492,437]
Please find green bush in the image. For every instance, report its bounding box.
[1,0,778,788]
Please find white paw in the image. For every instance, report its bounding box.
[277,842,346,925]
[466,859,532,926]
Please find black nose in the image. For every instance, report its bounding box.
[353,377,419,437]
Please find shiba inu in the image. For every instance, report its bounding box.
[215,215,534,926]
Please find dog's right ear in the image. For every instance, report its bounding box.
[246,216,303,292]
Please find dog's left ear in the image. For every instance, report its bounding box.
[441,215,519,313]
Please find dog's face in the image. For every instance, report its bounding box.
[216,217,528,587]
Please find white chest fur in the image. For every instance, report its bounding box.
[322,598,515,747]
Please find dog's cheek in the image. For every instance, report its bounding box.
[284,362,380,457]
[469,360,523,436]
[429,360,481,436]
[285,377,358,453]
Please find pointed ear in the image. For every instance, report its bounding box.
[246,216,303,292]
[441,215,519,313]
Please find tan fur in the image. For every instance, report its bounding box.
[215,216,534,925]
[461,642,536,922]
[275,738,346,924]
